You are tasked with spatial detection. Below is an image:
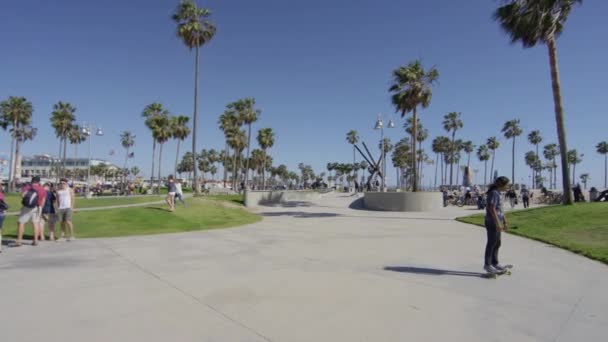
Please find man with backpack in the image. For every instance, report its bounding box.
[14,176,47,247]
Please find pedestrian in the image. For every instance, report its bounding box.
[175,179,186,207]
[0,186,8,253]
[40,182,58,241]
[484,176,510,274]
[56,178,76,241]
[507,187,517,209]
[166,175,177,211]
[14,176,47,247]
[521,185,530,209]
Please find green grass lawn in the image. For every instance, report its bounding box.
[456,203,608,264]
[1,197,260,239]
[2,193,168,211]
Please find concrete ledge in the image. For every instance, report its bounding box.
[363,191,442,212]
[245,190,322,208]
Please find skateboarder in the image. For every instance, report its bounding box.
[484,176,510,274]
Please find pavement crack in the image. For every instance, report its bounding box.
[98,241,273,342]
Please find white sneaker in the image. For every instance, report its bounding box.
[68,237,76,242]
[493,264,506,271]
[484,265,500,274]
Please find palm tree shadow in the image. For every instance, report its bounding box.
[384,266,488,278]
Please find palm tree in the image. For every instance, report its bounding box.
[389,60,439,191]
[0,96,33,191]
[579,173,589,190]
[142,102,169,187]
[50,101,76,179]
[442,112,463,187]
[68,125,87,179]
[228,129,247,190]
[12,125,37,183]
[120,131,136,191]
[543,143,559,189]
[462,141,474,168]
[567,149,583,186]
[346,130,359,174]
[404,117,428,188]
[130,166,140,179]
[528,130,543,188]
[596,141,608,188]
[502,119,523,185]
[477,144,491,188]
[487,137,500,182]
[172,0,217,194]
[494,0,582,204]
[257,127,275,190]
[150,115,172,193]
[525,151,540,188]
[219,110,240,188]
[230,98,260,190]
[170,115,191,177]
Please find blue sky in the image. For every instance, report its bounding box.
[1,0,606,188]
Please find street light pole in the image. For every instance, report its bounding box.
[374,114,394,192]
[82,123,103,198]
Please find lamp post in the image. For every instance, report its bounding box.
[81,124,104,198]
[374,114,395,192]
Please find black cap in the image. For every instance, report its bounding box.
[32,176,41,183]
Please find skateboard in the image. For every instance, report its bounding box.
[483,264,513,279]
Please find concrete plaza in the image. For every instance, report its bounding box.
[0,193,606,341]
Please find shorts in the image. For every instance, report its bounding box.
[57,208,73,223]
[168,192,176,196]
[19,207,41,224]
[42,213,58,225]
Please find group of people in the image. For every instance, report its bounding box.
[0,176,76,253]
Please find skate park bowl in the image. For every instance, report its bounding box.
[245,190,322,208]
[363,191,442,212]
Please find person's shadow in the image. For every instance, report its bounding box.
[384,266,489,278]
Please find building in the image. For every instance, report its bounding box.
[20,154,119,181]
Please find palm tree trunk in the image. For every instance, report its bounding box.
[57,139,63,181]
[547,38,572,204]
[157,143,163,194]
[535,144,540,189]
[411,108,418,192]
[440,153,444,186]
[14,140,22,190]
[244,123,252,190]
[456,162,460,187]
[232,151,238,191]
[223,143,229,188]
[262,151,267,190]
[123,147,129,194]
[63,137,68,180]
[74,143,78,180]
[191,46,200,194]
[467,152,471,168]
[8,135,15,191]
[604,154,607,188]
[174,139,181,178]
[572,163,576,186]
[490,151,495,182]
[151,140,156,190]
[511,137,516,185]
[449,131,455,187]
[484,160,488,190]
[434,153,439,189]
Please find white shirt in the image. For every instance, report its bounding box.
[57,188,72,209]
[175,183,183,195]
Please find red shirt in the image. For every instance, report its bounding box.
[22,183,47,207]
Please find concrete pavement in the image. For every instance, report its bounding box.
[0,192,606,341]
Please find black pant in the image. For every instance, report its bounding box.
[522,196,529,208]
[484,221,501,266]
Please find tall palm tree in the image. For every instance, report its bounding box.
[502,119,523,185]
[130,166,140,179]
[12,125,37,183]
[346,130,359,174]
[528,130,543,188]
[596,141,608,188]
[172,0,217,194]
[494,0,582,204]
[257,127,275,190]
[543,143,559,188]
[404,116,428,188]
[68,125,87,179]
[442,112,463,187]
[579,173,589,190]
[431,137,443,188]
[487,137,500,181]
[142,103,169,187]
[219,110,240,188]
[389,60,439,191]
[230,98,260,190]
[567,149,583,186]
[0,96,33,191]
[170,115,191,177]
[525,151,540,188]
[228,129,247,190]
[120,130,136,191]
[150,115,172,193]
[50,101,76,179]
[477,144,491,188]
